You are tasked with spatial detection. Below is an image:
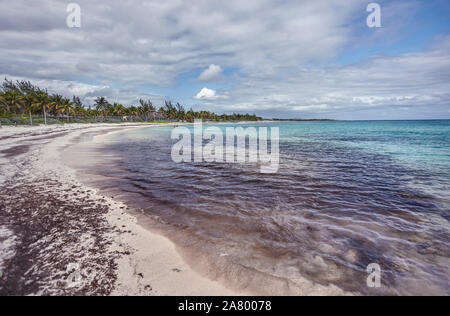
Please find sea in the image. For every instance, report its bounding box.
[66,120,450,295]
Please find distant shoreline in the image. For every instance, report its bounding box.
[269,118,336,122]
[265,118,450,122]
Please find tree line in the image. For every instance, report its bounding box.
[0,78,262,124]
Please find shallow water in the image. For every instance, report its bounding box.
[69,121,450,295]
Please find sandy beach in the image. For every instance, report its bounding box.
[1,0,449,300]
[2,122,446,296]
[0,123,354,296]
[0,123,246,296]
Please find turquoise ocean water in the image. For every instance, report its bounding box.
[75,120,450,295]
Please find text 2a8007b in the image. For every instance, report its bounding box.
[222,301,272,312]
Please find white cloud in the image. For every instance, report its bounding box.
[0,0,448,119]
[0,0,361,86]
[203,36,450,119]
[194,87,227,100]
[198,64,223,82]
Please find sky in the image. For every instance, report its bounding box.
[0,0,449,119]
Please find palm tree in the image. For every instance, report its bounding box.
[163,100,178,120]
[64,102,75,121]
[72,96,83,108]
[94,97,109,118]
[74,104,86,117]
[49,94,64,117]
[175,102,186,121]
[139,99,155,121]
[0,91,23,114]
[111,103,126,117]
[128,106,140,120]
[62,98,74,116]
[0,93,8,116]
[22,93,35,125]
[33,91,51,125]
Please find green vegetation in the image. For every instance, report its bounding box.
[0,78,262,125]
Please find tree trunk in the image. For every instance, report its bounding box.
[43,106,47,125]
[29,110,33,126]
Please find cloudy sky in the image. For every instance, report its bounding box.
[0,0,449,119]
